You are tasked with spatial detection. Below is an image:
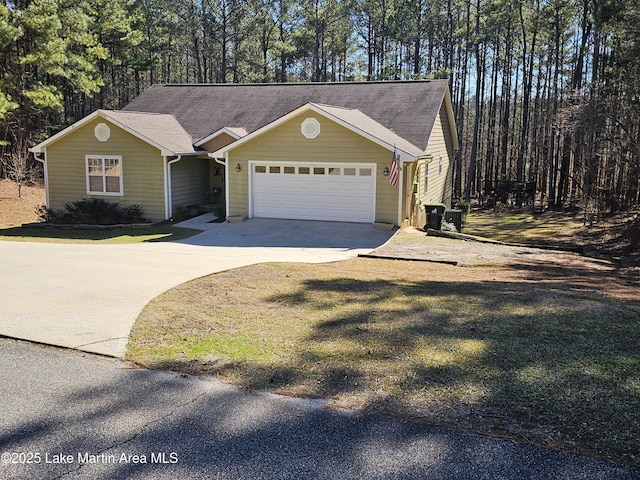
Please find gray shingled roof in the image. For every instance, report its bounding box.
[122,80,449,151]
[29,109,197,155]
[100,110,196,155]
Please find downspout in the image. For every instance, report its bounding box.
[164,155,182,220]
[33,150,50,208]
[397,161,404,226]
[212,155,228,219]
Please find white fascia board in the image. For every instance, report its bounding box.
[29,110,196,157]
[29,111,102,153]
[208,105,311,158]
[443,88,460,152]
[97,111,187,156]
[309,104,420,162]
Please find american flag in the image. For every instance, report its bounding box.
[389,148,399,188]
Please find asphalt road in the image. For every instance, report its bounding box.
[1,339,638,480]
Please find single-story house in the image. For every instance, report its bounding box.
[30,80,459,227]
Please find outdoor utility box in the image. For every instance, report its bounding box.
[445,208,463,232]
[424,204,446,230]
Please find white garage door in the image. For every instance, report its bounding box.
[251,162,376,223]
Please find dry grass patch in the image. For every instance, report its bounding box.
[127,257,640,466]
[463,209,640,277]
[0,178,45,227]
[463,210,585,247]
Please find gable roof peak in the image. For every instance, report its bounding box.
[30,109,198,156]
[210,101,424,161]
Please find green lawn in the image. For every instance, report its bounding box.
[127,257,640,467]
[0,224,199,243]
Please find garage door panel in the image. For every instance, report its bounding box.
[251,162,375,223]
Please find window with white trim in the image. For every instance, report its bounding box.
[86,155,123,195]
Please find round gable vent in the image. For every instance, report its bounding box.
[94,123,111,142]
[301,117,321,139]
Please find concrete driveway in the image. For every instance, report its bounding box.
[0,218,395,358]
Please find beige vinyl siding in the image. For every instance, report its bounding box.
[171,156,209,209]
[45,118,166,221]
[227,113,399,224]
[420,104,456,206]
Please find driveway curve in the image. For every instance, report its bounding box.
[0,219,395,358]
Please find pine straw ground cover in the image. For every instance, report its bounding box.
[127,250,640,467]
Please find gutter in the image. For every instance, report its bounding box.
[397,161,404,226]
[211,155,230,219]
[164,155,182,220]
[32,151,50,208]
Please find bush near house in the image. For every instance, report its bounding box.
[455,199,471,216]
[39,198,145,225]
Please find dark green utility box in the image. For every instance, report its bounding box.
[445,208,463,231]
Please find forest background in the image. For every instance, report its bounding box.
[1,0,638,212]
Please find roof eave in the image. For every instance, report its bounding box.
[29,110,102,153]
[209,103,421,162]
[163,150,202,157]
[444,88,460,151]
[29,110,198,157]
[209,105,311,157]
[309,104,421,162]
[195,127,246,147]
[99,111,196,157]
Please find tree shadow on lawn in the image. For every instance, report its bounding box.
[262,274,640,466]
[500,256,640,303]
[143,258,639,466]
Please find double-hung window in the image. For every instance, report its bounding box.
[86,155,123,195]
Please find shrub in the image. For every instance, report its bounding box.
[455,199,471,215]
[172,205,189,222]
[213,203,226,220]
[39,199,144,225]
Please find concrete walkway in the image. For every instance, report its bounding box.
[0,218,395,358]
